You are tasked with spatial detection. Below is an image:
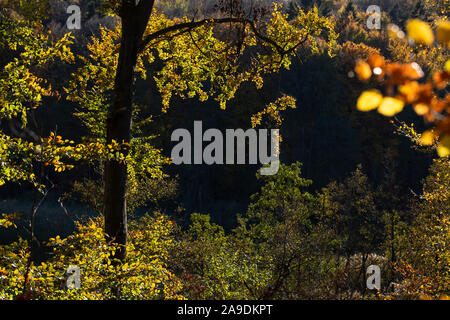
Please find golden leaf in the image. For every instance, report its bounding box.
[437,135,450,157]
[357,90,383,111]
[414,103,429,116]
[419,130,437,146]
[436,20,450,46]
[378,97,405,117]
[406,19,434,46]
[399,81,420,103]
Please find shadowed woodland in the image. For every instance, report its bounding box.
[0,0,449,300]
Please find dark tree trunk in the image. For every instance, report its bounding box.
[104,0,155,260]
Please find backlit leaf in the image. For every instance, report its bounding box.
[377,97,405,117]
[357,90,383,111]
[406,19,434,46]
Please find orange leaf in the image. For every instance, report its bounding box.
[355,60,372,81]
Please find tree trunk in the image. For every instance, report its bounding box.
[104,1,154,260]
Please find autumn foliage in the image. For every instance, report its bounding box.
[0,0,449,301]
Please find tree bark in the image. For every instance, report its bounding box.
[103,1,280,260]
[104,0,154,260]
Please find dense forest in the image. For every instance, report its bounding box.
[0,0,449,300]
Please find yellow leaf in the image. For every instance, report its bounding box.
[377,97,405,116]
[357,90,383,111]
[419,130,436,146]
[437,135,450,157]
[399,81,420,103]
[445,60,450,73]
[413,103,429,115]
[436,20,450,46]
[406,19,434,46]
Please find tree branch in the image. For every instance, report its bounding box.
[138,17,291,56]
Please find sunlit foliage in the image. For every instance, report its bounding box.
[0,214,183,299]
[389,158,450,299]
